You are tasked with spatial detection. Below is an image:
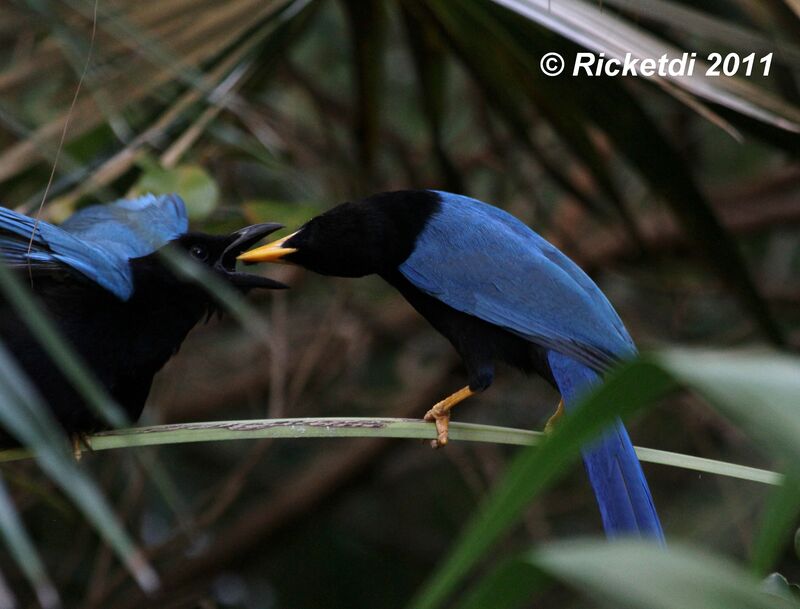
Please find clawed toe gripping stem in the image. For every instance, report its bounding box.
[423,386,475,448]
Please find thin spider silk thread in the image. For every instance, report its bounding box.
[26,0,99,286]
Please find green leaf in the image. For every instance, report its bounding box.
[0,473,61,609]
[531,539,800,609]
[458,542,800,609]
[655,350,800,461]
[634,445,779,486]
[0,260,128,429]
[0,417,780,491]
[0,341,158,593]
[488,0,800,132]
[455,558,550,609]
[753,474,800,575]
[763,573,800,603]
[132,161,220,221]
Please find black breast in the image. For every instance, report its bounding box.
[0,271,207,438]
[381,270,556,390]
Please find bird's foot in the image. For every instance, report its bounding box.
[70,433,91,461]
[423,386,475,448]
[424,403,451,449]
[544,399,565,435]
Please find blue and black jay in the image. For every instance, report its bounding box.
[0,194,284,441]
[238,190,664,539]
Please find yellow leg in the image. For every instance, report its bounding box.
[544,399,565,435]
[71,433,83,461]
[71,432,91,461]
[424,386,475,448]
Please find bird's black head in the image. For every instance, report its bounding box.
[238,190,440,277]
[177,223,289,291]
[132,223,288,297]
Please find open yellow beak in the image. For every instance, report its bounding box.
[237,231,299,263]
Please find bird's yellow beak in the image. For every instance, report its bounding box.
[237,232,299,263]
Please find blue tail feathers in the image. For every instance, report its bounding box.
[547,350,664,541]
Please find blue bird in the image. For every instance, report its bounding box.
[238,190,663,539]
[0,194,285,441]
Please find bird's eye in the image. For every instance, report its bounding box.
[189,245,208,261]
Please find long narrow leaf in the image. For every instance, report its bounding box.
[752,473,800,574]
[0,259,128,428]
[0,473,61,609]
[605,0,800,64]
[656,350,800,461]
[0,568,16,609]
[0,342,158,592]
[490,0,800,132]
[459,540,800,609]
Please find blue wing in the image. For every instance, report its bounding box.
[0,194,188,300]
[399,192,635,370]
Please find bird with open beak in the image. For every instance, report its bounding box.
[0,194,285,447]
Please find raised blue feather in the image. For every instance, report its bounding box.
[0,194,188,300]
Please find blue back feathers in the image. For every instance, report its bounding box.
[400,192,635,370]
[0,194,188,300]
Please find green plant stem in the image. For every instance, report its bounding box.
[0,418,780,485]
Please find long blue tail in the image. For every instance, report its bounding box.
[548,350,664,541]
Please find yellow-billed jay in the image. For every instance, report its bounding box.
[238,190,664,540]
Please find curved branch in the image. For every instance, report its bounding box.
[1,417,778,486]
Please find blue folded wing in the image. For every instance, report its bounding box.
[0,194,188,300]
[399,192,635,371]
